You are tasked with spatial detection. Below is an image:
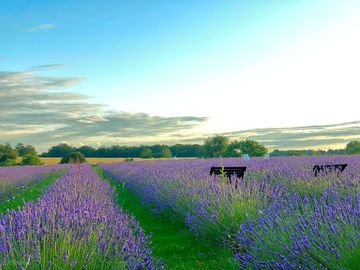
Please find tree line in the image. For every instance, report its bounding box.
[1,138,360,166]
[39,136,269,159]
[41,137,360,159]
[41,143,204,159]
[0,143,42,166]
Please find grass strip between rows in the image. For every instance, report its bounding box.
[0,170,65,214]
[95,166,236,270]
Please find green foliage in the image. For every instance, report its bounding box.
[20,154,43,165]
[169,144,203,157]
[0,158,17,166]
[16,143,37,156]
[202,136,267,158]
[0,143,18,166]
[225,141,243,157]
[345,140,360,155]
[42,143,202,158]
[237,139,268,157]
[77,145,97,157]
[0,143,42,166]
[60,151,87,164]
[203,135,230,157]
[39,141,352,159]
[271,148,346,156]
[139,148,153,159]
[160,147,172,158]
[150,145,173,158]
[42,143,75,157]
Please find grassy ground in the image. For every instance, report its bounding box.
[95,167,236,270]
[0,170,64,214]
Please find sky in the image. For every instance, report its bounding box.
[1,0,360,152]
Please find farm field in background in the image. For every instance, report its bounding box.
[26,157,195,165]
[1,156,359,269]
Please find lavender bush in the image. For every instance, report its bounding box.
[100,156,359,269]
[100,158,281,243]
[235,188,359,269]
[0,164,161,269]
[0,164,64,200]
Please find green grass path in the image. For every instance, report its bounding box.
[0,170,65,214]
[95,166,236,270]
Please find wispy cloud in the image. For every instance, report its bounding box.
[0,67,208,151]
[223,122,360,150]
[31,64,67,70]
[1,66,359,152]
[26,23,55,32]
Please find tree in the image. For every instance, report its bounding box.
[239,139,268,157]
[225,140,243,157]
[150,144,167,158]
[169,144,202,157]
[203,135,229,157]
[224,139,268,157]
[21,154,43,165]
[139,148,153,159]
[16,143,36,156]
[16,143,42,165]
[60,152,87,164]
[160,147,172,158]
[42,143,75,157]
[0,143,18,166]
[15,143,26,156]
[77,145,97,157]
[345,141,360,155]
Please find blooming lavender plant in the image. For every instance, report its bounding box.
[234,188,359,269]
[0,164,63,201]
[0,164,161,269]
[100,158,283,243]
[100,156,360,268]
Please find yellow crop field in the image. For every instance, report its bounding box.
[38,157,194,165]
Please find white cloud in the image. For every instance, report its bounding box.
[0,67,207,151]
[26,24,55,32]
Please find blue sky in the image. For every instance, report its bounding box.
[1,1,360,151]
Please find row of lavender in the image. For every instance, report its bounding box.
[0,164,161,269]
[100,156,360,269]
[0,164,64,201]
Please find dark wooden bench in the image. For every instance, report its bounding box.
[210,166,247,188]
[313,164,347,177]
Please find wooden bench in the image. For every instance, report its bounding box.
[313,164,347,177]
[210,166,247,188]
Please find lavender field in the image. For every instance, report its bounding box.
[0,164,160,269]
[0,165,62,200]
[101,156,360,269]
[0,156,359,269]
[0,165,66,213]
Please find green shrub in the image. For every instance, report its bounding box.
[21,154,43,165]
[60,152,86,164]
[139,148,153,159]
[0,158,17,167]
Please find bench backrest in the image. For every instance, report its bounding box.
[210,166,247,178]
[313,164,348,176]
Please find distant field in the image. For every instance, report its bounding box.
[39,157,132,165]
[38,157,194,165]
